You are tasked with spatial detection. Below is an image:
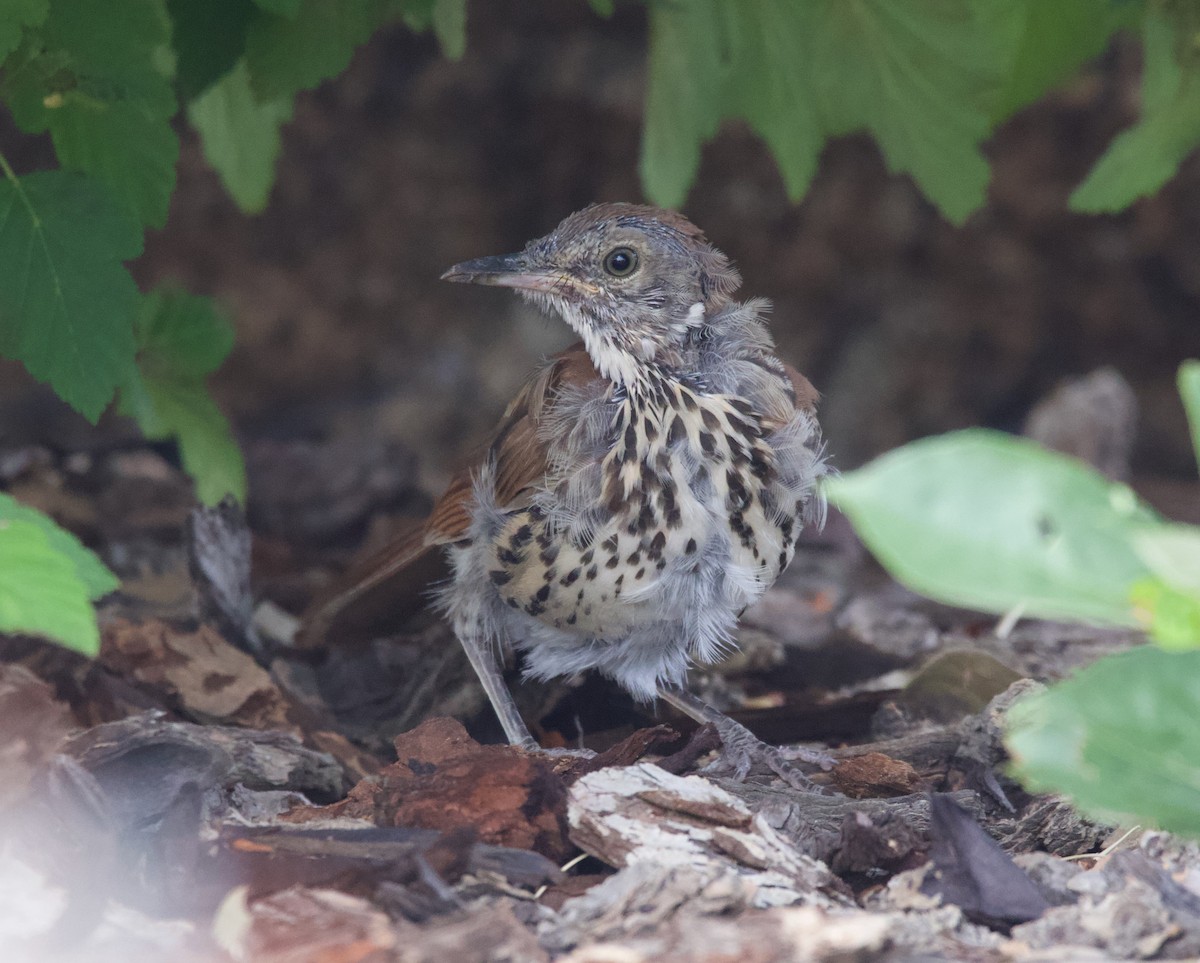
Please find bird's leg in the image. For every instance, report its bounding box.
[658,685,835,794]
[457,632,538,749]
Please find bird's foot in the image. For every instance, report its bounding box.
[703,716,834,794]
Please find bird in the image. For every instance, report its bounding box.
[302,202,830,786]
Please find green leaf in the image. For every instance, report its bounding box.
[1179,359,1200,475]
[1130,577,1200,651]
[1072,6,1200,212]
[120,290,246,505]
[6,0,178,228]
[244,0,391,100]
[133,286,234,377]
[188,59,293,213]
[717,1,823,202]
[0,0,48,63]
[640,0,723,208]
[431,0,465,60]
[1007,646,1200,836]
[588,0,614,17]
[1130,523,1200,650]
[641,0,1020,222]
[252,0,304,17]
[806,1,1019,222]
[0,492,117,599]
[991,0,1138,122]
[825,429,1159,625]
[167,0,257,101]
[0,519,100,655]
[47,101,180,230]
[0,170,141,421]
[1134,524,1200,598]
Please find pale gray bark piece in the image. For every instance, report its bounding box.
[567,762,847,909]
[539,862,753,954]
[553,905,891,963]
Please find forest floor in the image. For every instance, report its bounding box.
[3,385,1200,961]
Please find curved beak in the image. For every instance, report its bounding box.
[440,253,564,293]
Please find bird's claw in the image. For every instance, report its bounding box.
[704,717,834,794]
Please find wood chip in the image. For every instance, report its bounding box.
[567,762,847,908]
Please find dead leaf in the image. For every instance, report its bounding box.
[101,618,294,731]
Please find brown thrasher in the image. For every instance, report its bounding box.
[303,203,830,786]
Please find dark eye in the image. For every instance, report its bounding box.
[603,247,639,278]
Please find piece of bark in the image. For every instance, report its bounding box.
[0,664,74,811]
[564,724,680,781]
[554,904,890,963]
[1011,876,1180,960]
[188,498,268,662]
[389,903,549,963]
[540,862,753,954]
[214,885,398,963]
[65,713,346,803]
[998,796,1114,859]
[830,751,923,798]
[568,762,848,909]
[655,723,722,775]
[828,808,927,876]
[100,618,294,731]
[217,823,558,922]
[287,717,572,861]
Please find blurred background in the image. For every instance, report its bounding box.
[3,0,1199,525]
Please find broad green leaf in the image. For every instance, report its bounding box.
[0,493,117,599]
[1130,577,1200,651]
[121,374,246,506]
[244,0,390,100]
[825,430,1159,625]
[47,101,179,230]
[7,0,178,228]
[0,171,141,421]
[1131,523,1200,650]
[134,287,235,377]
[0,519,100,655]
[188,59,293,213]
[641,0,1020,222]
[0,0,48,63]
[640,0,723,208]
[1180,360,1200,474]
[717,0,823,202]
[991,0,1138,122]
[167,0,257,101]
[1072,7,1200,212]
[1007,647,1200,836]
[252,0,303,17]
[1134,524,1200,598]
[803,1,1019,222]
[431,0,466,60]
[120,290,246,505]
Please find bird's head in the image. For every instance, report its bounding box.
[441,203,742,383]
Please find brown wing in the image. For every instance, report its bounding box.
[297,344,602,647]
[782,362,820,416]
[751,358,820,433]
